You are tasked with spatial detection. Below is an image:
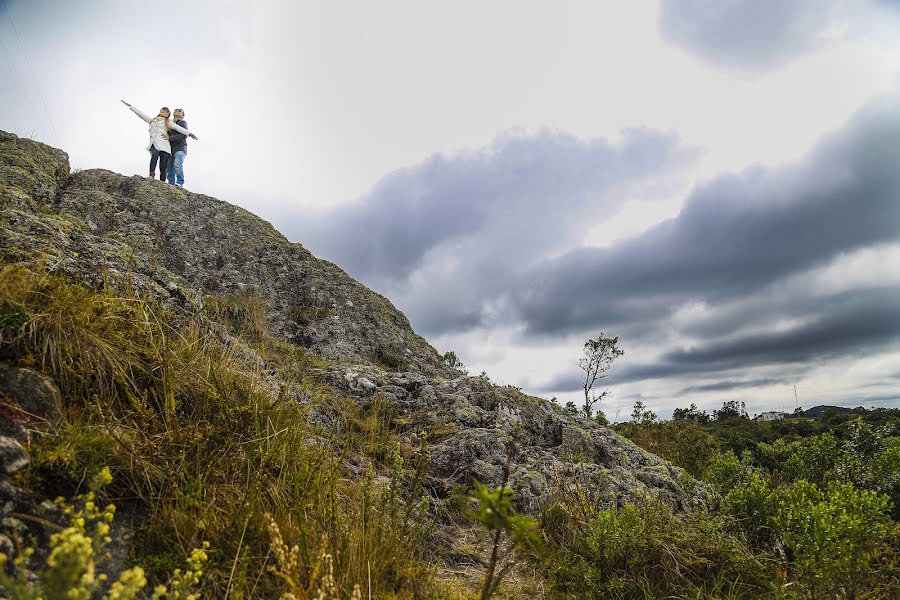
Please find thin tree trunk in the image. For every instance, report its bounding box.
[480,528,503,600]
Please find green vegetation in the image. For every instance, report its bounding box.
[0,467,208,600]
[441,350,468,374]
[2,258,897,598]
[602,400,900,598]
[538,497,771,598]
[0,263,441,598]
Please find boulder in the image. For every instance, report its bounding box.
[0,436,28,476]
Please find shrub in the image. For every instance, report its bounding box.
[774,481,895,598]
[706,450,752,494]
[467,479,540,599]
[781,432,840,486]
[441,350,468,374]
[869,436,900,519]
[724,472,778,549]
[538,496,772,598]
[626,419,720,477]
[720,473,898,598]
[0,468,206,600]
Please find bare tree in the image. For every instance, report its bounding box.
[578,334,624,419]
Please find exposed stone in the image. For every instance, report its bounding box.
[0,362,63,422]
[0,436,28,475]
[357,377,377,391]
[0,130,68,206]
[379,384,407,399]
[322,363,697,513]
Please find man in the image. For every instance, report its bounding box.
[166,108,196,187]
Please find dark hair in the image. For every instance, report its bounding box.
[160,107,170,114]
[174,108,185,115]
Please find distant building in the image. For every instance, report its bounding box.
[755,411,786,422]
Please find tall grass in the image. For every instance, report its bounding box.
[0,263,440,598]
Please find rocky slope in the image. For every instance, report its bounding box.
[0,130,693,553]
[1,131,446,376]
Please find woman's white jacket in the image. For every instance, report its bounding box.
[129,106,192,154]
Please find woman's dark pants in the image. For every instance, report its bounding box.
[149,147,170,181]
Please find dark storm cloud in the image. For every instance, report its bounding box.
[288,129,694,335]
[677,378,785,394]
[597,285,900,389]
[540,284,900,394]
[658,0,872,72]
[289,129,689,285]
[291,93,900,399]
[514,97,900,337]
[661,286,900,369]
[850,394,900,406]
[533,371,583,394]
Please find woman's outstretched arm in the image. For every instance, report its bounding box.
[121,100,152,124]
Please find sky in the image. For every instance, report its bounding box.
[3,0,900,419]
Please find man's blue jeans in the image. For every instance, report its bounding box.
[167,150,186,186]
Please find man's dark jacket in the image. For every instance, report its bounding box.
[168,119,189,154]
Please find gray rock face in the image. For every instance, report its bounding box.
[321,364,693,513]
[0,436,28,475]
[0,130,696,514]
[0,363,63,423]
[0,130,68,206]
[1,131,450,374]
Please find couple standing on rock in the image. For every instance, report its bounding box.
[121,100,198,187]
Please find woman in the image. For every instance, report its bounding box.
[121,100,197,180]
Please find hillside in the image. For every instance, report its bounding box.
[800,405,854,418]
[0,131,693,597]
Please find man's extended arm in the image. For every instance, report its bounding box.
[167,120,194,137]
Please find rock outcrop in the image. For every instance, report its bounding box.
[1,130,447,375]
[0,130,694,520]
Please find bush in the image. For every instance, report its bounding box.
[0,469,207,600]
[538,496,772,598]
[781,432,840,486]
[774,481,895,598]
[706,450,752,494]
[724,472,778,549]
[467,479,540,599]
[720,473,898,598]
[626,419,720,477]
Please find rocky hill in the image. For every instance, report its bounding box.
[0,130,693,595]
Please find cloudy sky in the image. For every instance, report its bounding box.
[4,0,900,419]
